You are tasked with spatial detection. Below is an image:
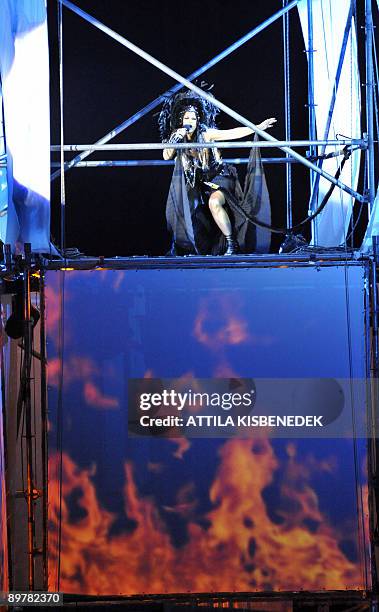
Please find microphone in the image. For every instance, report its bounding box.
[170,124,193,144]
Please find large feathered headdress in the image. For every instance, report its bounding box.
[158,84,219,140]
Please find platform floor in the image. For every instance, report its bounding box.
[43,249,363,271]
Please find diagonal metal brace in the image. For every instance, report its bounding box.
[59,0,366,203]
[52,0,300,180]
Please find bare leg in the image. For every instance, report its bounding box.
[208,191,232,236]
[208,190,238,255]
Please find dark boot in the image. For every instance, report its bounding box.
[224,234,239,255]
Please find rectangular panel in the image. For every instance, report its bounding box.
[46,263,370,595]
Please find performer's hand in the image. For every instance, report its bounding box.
[170,128,188,142]
[258,118,277,131]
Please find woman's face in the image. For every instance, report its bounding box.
[182,110,198,134]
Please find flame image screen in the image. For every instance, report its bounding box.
[46,266,370,595]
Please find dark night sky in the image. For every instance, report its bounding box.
[47,1,368,257]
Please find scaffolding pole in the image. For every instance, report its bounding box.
[306,0,318,242]
[23,244,36,589]
[52,0,300,181]
[283,0,293,228]
[50,158,299,168]
[366,0,376,211]
[368,238,379,593]
[39,271,48,590]
[58,0,366,205]
[58,0,66,256]
[51,139,365,203]
[51,139,362,150]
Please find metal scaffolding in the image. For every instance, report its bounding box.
[44,0,379,602]
[52,0,377,250]
[51,0,301,182]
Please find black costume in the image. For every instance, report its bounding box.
[159,90,272,255]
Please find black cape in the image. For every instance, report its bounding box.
[166,137,271,255]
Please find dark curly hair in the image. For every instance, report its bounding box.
[158,89,219,141]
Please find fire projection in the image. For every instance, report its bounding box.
[46,266,369,594]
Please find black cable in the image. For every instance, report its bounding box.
[292,146,353,230]
[344,161,367,246]
[307,145,355,162]
[228,145,356,235]
[291,245,355,254]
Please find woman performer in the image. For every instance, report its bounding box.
[159,89,276,255]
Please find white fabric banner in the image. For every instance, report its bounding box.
[0,0,53,253]
[361,185,379,252]
[297,0,361,247]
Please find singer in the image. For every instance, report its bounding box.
[158,89,276,256]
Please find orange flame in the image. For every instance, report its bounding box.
[46,281,368,595]
[193,296,249,350]
[48,439,365,595]
[192,296,274,379]
[193,296,274,351]
[47,356,118,410]
[45,285,63,340]
[83,382,119,410]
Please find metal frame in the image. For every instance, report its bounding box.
[51,0,300,182]
[22,244,35,589]
[306,0,317,243]
[366,0,376,213]
[282,0,293,228]
[54,0,368,201]
[46,590,379,609]
[52,0,378,234]
[52,139,365,203]
[367,239,379,595]
[50,157,300,168]
[47,1,379,601]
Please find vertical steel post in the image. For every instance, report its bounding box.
[368,237,379,592]
[58,0,66,254]
[283,0,293,228]
[306,0,317,241]
[39,270,48,590]
[59,0,366,203]
[371,240,379,383]
[53,0,301,181]
[23,243,35,589]
[365,0,376,213]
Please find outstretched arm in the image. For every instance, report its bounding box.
[206,118,277,141]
